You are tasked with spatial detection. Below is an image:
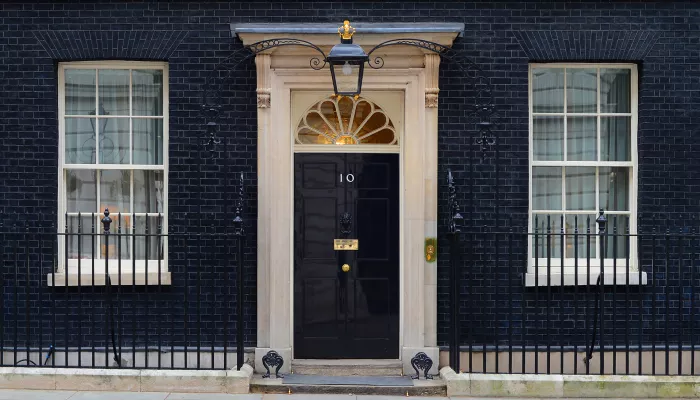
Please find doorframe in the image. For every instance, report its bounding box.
[254,61,441,376]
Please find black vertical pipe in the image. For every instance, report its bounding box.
[534,217,539,374]
[38,227,44,367]
[197,215,202,370]
[104,213,109,368]
[184,215,189,369]
[210,221,215,369]
[0,219,4,367]
[521,229,526,374]
[494,141,500,375]
[559,215,564,374]
[585,216,591,375]
[117,213,122,366]
[24,222,30,367]
[13,223,18,365]
[508,221,513,374]
[677,229,683,374]
[573,216,579,375]
[223,136,229,371]
[131,218,136,368]
[638,227,643,375]
[170,215,175,370]
[145,217,150,368]
[625,222,630,374]
[63,217,68,366]
[612,218,617,374]
[652,228,657,375]
[597,210,606,375]
[92,217,96,368]
[157,216,162,369]
[449,231,460,372]
[665,228,670,375]
[692,229,696,376]
[546,215,551,374]
[78,215,82,367]
[51,224,56,367]
[494,227,499,374]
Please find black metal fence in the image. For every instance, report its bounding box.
[1,208,247,370]
[445,203,700,375]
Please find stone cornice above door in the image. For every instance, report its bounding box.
[231,22,464,66]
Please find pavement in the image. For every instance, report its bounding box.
[0,391,601,400]
[0,392,465,400]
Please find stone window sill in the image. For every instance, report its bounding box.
[524,271,647,287]
[47,271,171,287]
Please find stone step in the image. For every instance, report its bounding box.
[290,359,404,376]
[250,374,446,396]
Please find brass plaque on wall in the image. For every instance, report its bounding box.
[334,239,359,251]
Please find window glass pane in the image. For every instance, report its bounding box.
[65,118,96,164]
[65,69,96,115]
[98,69,130,116]
[133,170,164,214]
[133,216,164,260]
[532,214,563,259]
[601,116,631,161]
[133,119,163,164]
[99,117,129,164]
[532,167,562,210]
[567,116,596,161]
[566,68,597,113]
[66,169,96,213]
[132,70,163,116]
[67,215,95,260]
[604,215,630,259]
[599,167,629,211]
[600,69,631,113]
[100,170,130,215]
[533,116,563,161]
[565,214,596,259]
[532,68,564,113]
[565,167,595,211]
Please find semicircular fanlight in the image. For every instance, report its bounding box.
[295,96,398,145]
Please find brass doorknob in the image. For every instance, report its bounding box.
[341,264,350,272]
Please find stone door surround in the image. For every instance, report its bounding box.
[231,22,463,375]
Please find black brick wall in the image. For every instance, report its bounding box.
[0,0,698,357]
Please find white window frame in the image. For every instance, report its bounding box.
[51,61,169,286]
[527,63,644,286]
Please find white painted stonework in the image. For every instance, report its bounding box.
[236,24,460,376]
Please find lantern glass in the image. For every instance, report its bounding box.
[330,61,364,96]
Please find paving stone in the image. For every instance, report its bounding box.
[0,389,75,400]
[68,391,168,400]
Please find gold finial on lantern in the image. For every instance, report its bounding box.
[338,20,355,41]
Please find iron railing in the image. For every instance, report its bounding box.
[1,209,248,370]
[445,207,700,375]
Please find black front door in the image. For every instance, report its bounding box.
[294,153,399,359]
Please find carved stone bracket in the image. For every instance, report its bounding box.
[425,88,439,108]
[256,54,272,108]
[256,88,271,108]
[261,350,284,378]
[424,54,441,108]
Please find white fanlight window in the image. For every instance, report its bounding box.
[528,63,639,283]
[57,61,168,281]
[296,95,398,146]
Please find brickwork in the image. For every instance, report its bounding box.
[0,0,698,356]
